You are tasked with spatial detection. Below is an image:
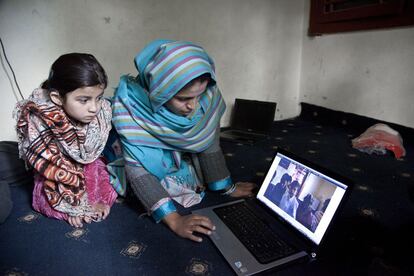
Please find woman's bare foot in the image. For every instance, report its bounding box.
[91,203,111,221]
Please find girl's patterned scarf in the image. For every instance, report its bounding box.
[111,40,226,181]
[14,88,112,216]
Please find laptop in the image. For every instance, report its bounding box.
[193,148,350,275]
[220,98,276,144]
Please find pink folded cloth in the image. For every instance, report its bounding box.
[352,123,406,159]
[32,158,117,220]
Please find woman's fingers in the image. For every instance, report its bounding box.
[188,216,216,242]
[187,232,203,242]
[240,182,257,190]
[191,224,212,236]
[230,182,257,197]
[180,214,215,242]
[164,213,217,242]
[186,223,212,242]
[193,216,215,231]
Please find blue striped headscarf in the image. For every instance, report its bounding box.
[112,40,226,180]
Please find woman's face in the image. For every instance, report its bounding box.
[165,77,209,116]
[51,85,104,124]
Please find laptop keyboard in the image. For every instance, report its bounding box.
[214,201,296,264]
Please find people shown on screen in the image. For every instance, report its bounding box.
[279,180,300,219]
[313,198,330,227]
[297,195,331,232]
[265,173,292,206]
[296,193,319,231]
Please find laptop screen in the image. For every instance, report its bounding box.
[231,99,276,133]
[257,151,348,245]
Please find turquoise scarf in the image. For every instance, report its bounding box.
[112,40,226,182]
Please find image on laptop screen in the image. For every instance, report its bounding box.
[257,152,348,245]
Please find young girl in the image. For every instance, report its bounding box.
[14,53,117,228]
[107,40,255,242]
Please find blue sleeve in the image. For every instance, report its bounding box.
[207,176,232,191]
[152,200,177,223]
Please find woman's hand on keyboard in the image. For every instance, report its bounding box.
[164,212,216,242]
[230,182,256,198]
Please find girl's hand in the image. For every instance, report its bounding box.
[229,182,256,198]
[67,216,84,228]
[164,212,215,242]
[92,203,111,221]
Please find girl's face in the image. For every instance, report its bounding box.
[165,77,209,116]
[51,85,104,124]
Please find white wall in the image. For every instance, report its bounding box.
[0,0,305,141]
[300,1,414,128]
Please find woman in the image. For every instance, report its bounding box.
[108,40,255,242]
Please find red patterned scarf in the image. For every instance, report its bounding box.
[14,89,112,216]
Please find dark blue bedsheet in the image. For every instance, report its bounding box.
[1,103,413,275]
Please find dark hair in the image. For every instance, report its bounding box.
[41,53,107,96]
[280,173,292,183]
[322,198,330,212]
[303,194,313,205]
[290,180,300,190]
[183,73,212,90]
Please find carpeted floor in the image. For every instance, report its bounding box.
[1,103,413,275]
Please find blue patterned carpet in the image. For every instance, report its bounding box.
[1,103,414,275]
